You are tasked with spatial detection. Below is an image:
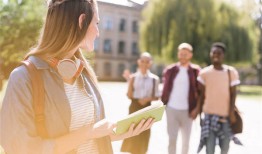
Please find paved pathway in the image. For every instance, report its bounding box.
[99,82,262,154]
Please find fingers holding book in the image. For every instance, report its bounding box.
[115,103,165,135]
[131,118,155,136]
[110,118,155,141]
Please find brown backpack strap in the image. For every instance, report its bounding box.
[21,60,48,138]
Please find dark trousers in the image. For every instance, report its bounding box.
[121,100,151,154]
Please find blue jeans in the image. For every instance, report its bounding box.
[206,122,231,154]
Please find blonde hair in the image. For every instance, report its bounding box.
[26,0,98,83]
[140,52,152,60]
[178,43,193,52]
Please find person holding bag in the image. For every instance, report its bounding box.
[196,42,242,154]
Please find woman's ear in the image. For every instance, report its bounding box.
[79,14,86,29]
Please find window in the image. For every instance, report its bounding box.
[94,38,99,52]
[103,39,112,53]
[104,62,111,77]
[103,16,113,30]
[118,63,125,77]
[131,64,137,73]
[118,41,125,54]
[132,20,138,33]
[132,42,138,55]
[119,18,126,32]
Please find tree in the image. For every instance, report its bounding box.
[235,0,262,85]
[0,0,45,78]
[140,0,259,65]
[253,0,262,85]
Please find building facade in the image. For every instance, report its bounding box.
[94,1,143,81]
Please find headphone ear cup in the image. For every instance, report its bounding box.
[48,58,84,80]
[57,59,77,80]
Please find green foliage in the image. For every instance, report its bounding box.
[238,85,262,99]
[140,0,259,65]
[0,0,45,76]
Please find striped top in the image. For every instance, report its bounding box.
[64,77,99,154]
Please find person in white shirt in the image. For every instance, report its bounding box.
[161,43,200,154]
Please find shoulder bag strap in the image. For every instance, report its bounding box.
[21,60,48,138]
[227,69,235,114]
[152,78,156,98]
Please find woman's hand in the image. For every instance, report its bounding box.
[88,119,116,139]
[54,119,116,154]
[110,118,155,141]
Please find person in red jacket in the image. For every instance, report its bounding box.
[161,43,200,154]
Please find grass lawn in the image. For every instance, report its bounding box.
[237,85,262,101]
[0,80,261,104]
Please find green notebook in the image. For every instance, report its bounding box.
[115,103,165,135]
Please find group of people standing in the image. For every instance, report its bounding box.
[0,0,241,154]
[121,42,241,154]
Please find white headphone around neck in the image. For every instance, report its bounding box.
[48,58,84,80]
